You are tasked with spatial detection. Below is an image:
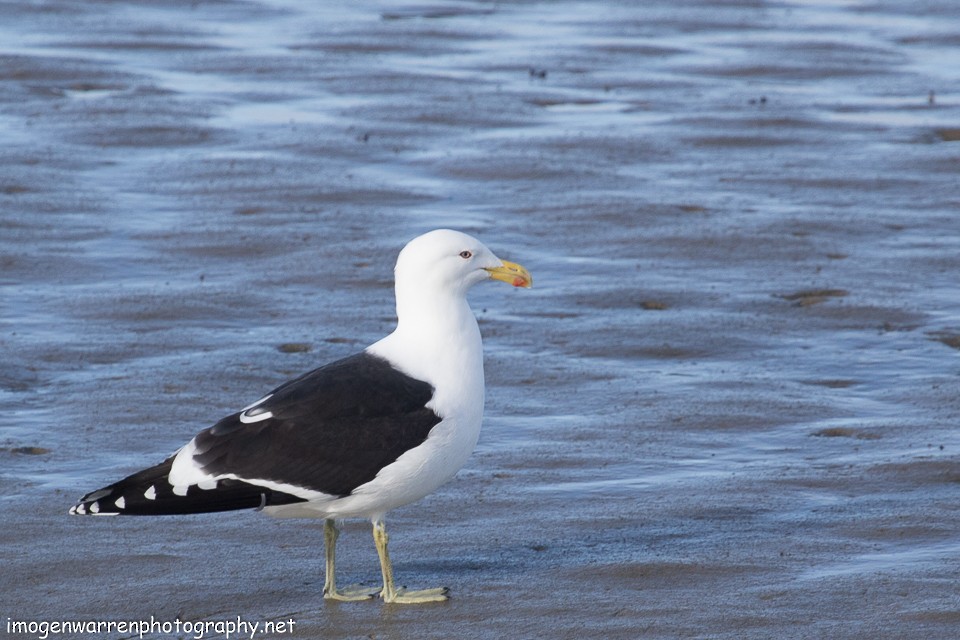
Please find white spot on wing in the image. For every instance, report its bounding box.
[172,484,189,496]
[239,409,273,424]
[238,393,275,423]
[114,496,125,509]
[144,486,157,500]
[169,438,216,488]
[89,501,100,514]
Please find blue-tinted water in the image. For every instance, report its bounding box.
[2,1,959,638]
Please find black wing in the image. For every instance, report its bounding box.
[70,455,307,516]
[190,351,442,497]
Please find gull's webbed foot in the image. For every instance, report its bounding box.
[381,585,449,604]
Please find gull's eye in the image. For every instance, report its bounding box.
[459,250,473,259]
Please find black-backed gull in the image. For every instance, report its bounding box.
[69,229,532,604]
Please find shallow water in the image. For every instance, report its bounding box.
[2,1,959,638]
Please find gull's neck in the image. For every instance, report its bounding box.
[367,285,485,412]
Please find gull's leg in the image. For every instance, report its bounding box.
[322,519,378,602]
[372,517,449,604]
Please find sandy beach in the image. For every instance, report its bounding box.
[2,1,959,638]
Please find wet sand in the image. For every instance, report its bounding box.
[2,1,960,638]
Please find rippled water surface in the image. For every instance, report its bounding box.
[2,1,959,638]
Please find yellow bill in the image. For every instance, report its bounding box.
[485,260,532,288]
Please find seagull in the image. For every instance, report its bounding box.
[69,229,532,604]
